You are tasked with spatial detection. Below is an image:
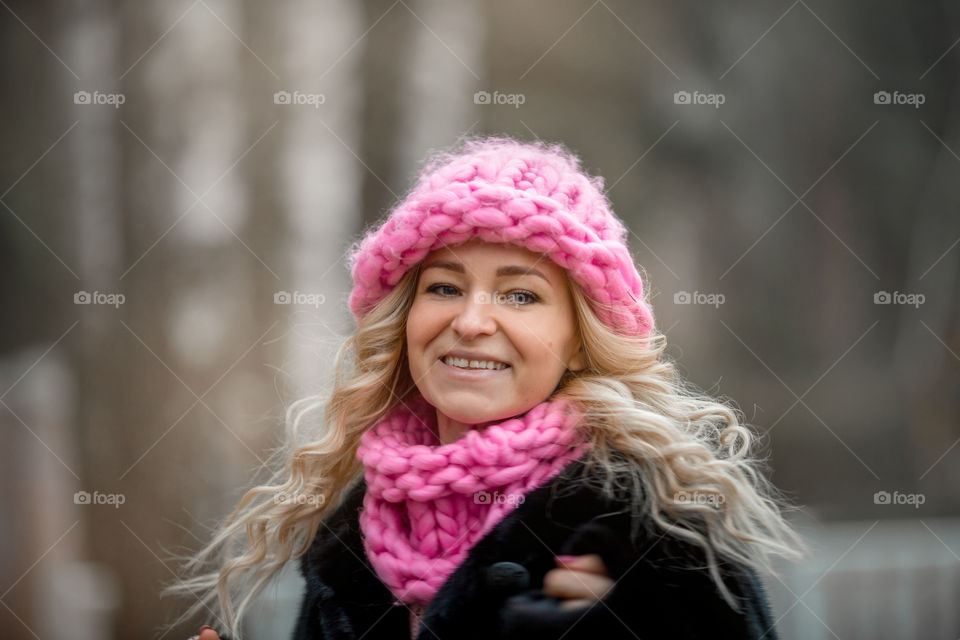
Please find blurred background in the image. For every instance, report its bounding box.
[1,1,958,638]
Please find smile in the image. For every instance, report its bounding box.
[440,356,510,371]
[440,356,510,377]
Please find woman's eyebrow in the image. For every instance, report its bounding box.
[421,261,550,283]
[495,265,549,283]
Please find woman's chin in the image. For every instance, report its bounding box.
[434,403,529,428]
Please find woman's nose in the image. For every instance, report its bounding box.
[450,291,497,338]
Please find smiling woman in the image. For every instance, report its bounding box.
[407,240,585,445]
[166,137,805,640]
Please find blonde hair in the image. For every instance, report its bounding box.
[163,262,805,637]
[559,272,806,602]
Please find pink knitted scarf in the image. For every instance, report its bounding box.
[355,394,589,608]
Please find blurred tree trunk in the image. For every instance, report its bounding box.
[80,1,176,634]
[0,3,77,638]
[241,0,289,344]
[358,0,416,227]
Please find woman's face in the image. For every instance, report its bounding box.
[406,239,585,427]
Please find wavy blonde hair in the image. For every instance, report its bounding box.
[163,260,805,637]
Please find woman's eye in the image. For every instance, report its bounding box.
[424,284,537,305]
[502,290,538,305]
[426,284,459,297]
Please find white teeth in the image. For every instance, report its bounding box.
[442,356,508,370]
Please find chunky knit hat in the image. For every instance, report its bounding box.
[347,137,655,336]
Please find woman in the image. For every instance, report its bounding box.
[171,137,804,639]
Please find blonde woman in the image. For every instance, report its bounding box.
[170,137,805,639]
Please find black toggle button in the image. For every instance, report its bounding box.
[483,561,531,593]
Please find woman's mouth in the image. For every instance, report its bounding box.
[440,355,510,370]
[437,355,511,378]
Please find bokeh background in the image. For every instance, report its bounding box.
[2,1,959,638]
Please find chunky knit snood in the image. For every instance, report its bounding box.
[355,394,589,609]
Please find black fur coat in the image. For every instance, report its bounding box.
[283,455,781,640]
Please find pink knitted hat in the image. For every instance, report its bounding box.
[347,137,655,336]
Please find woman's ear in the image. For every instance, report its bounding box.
[568,344,586,372]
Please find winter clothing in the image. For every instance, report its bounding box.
[346,138,655,337]
[355,393,589,609]
[282,138,777,639]
[291,451,781,639]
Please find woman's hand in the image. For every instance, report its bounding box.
[543,554,615,610]
[188,626,220,640]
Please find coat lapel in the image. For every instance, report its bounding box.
[299,477,407,639]
[412,457,616,639]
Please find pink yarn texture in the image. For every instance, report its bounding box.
[347,137,655,336]
[355,394,589,607]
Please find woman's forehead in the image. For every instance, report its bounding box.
[420,242,569,289]
[425,239,555,268]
